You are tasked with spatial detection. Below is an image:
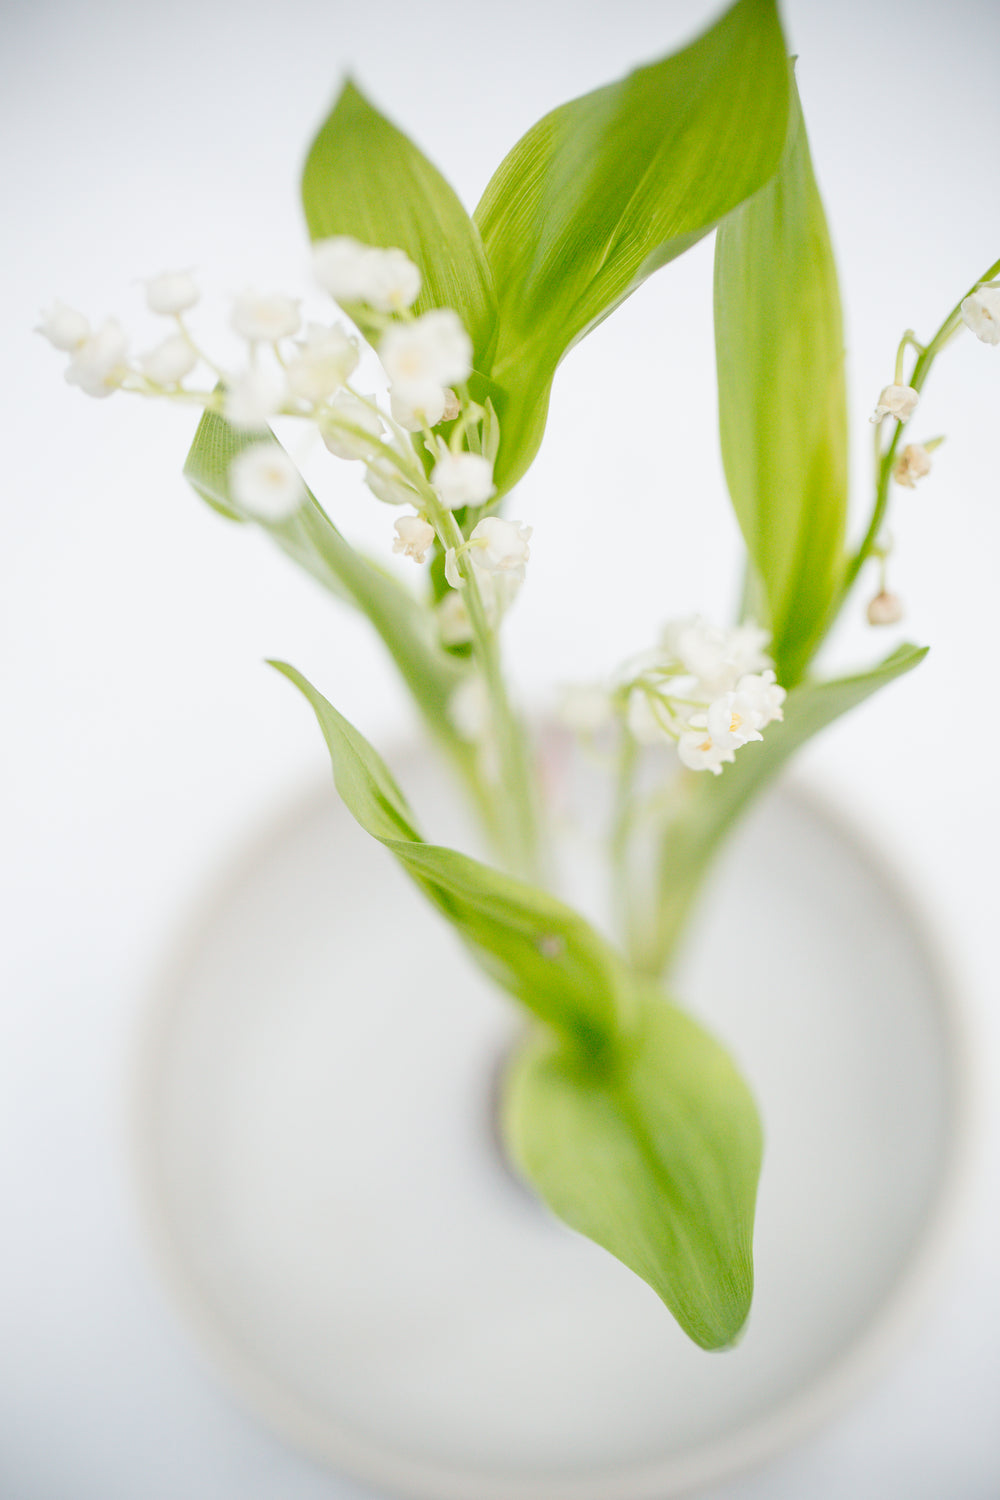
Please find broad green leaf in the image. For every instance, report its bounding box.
[504,984,761,1350]
[184,411,467,759]
[278,661,763,1345]
[272,661,626,1049]
[474,0,790,494]
[648,644,928,973]
[302,81,498,369]
[714,75,847,686]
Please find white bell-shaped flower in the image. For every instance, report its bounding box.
[231,291,301,343]
[706,690,765,753]
[229,443,305,520]
[321,391,383,461]
[140,333,198,385]
[224,367,287,430]
[960,284,1000,346]
[892,442,932,488]
[677,719,736,775]
[431,451,495,509]
[365,458,421,506]
[381,310,472,393]
[145,270,199,316]
[870,384,919,424]
[313,236,421,312]
[37,300,90,351]
[392,515,435,564]
[64,318,129,398]
[469,516,532,580]
[733,669,785,727]
[389,384,447,431]
[285,323,359,403]
[661,615,771,698]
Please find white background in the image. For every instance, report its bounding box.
[2,0,999,1495]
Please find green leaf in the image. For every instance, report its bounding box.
[183,410,467,756]
[714,74,847,685]
[648,644,929,972]
[276,661,766,1345]
[302,81,498,370]
[271,661,625,1050]
[474,0,790,494]
[504,984,761,1350]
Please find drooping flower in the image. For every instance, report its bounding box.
[732,669,785,727]
[430,451,495,509]
[677,719,736,776]
[140,333,198,385]
[892,442,932,489]
[389,384,447,431]
[870,384,919,424]
[144,270,199,316]
[312,236,421,312]
[320,391,384,461]
[224,367,287,430]
[381,310,472,400]
[362,247,422,313]
[468,516,531,579]
[867,590,904,625]
[392,515,435,564]
[229,443,305,520]
[661,615,771,698]
[36,300,90,351]
[285,323,358,403]
[706,689,765,752]
[230,291,301,343]
[365,458,421,506]
[64,318,129,398]
[960,283,1000,346]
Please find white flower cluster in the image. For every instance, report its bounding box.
[563,617,786,776]
[39,246,527,627]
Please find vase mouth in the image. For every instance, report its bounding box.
[128,755,976,1500]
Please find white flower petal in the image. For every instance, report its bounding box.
[37,300,90,351]
[145,270,199,316]
[960,284,1000,346]
[229,443,305,520]
[231,291,301,343]
[430,451,495,509]
[140,333,198,385]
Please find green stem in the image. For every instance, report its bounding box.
[423,498,541,881]
[839,255,1000,606]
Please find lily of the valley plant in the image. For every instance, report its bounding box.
[41,0,998,1350]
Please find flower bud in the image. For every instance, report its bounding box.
[866,590,904,626]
